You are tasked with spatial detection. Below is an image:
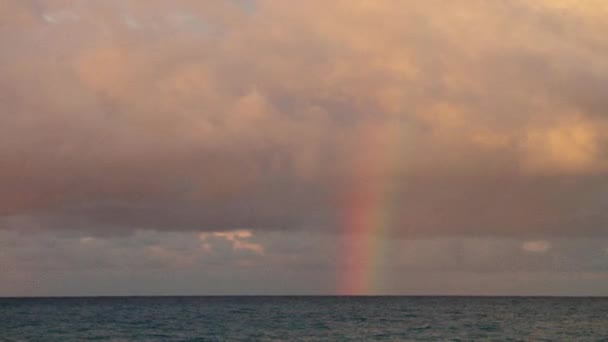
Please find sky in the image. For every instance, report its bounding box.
[1,0,608,296]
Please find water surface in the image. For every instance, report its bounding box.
[1,296,607,341]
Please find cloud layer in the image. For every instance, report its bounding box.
[2,0,608,237]
[1,229,607,296]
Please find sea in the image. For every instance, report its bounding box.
[1,296,607,341]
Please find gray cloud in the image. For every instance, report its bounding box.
[1,229,607,296]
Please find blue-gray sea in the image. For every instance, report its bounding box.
[1,296,607,341]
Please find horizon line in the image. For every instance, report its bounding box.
[2,294,607,299]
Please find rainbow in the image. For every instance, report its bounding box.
[338,120,401,295]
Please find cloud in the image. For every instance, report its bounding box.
[522,240,551,253]
[520,114,606,174]
[201,230,265,255]
[1,0,608,238]
[0,229,607,296]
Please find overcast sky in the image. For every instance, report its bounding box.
[1,0,608,296]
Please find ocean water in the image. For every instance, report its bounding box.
[1,296,607,341]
